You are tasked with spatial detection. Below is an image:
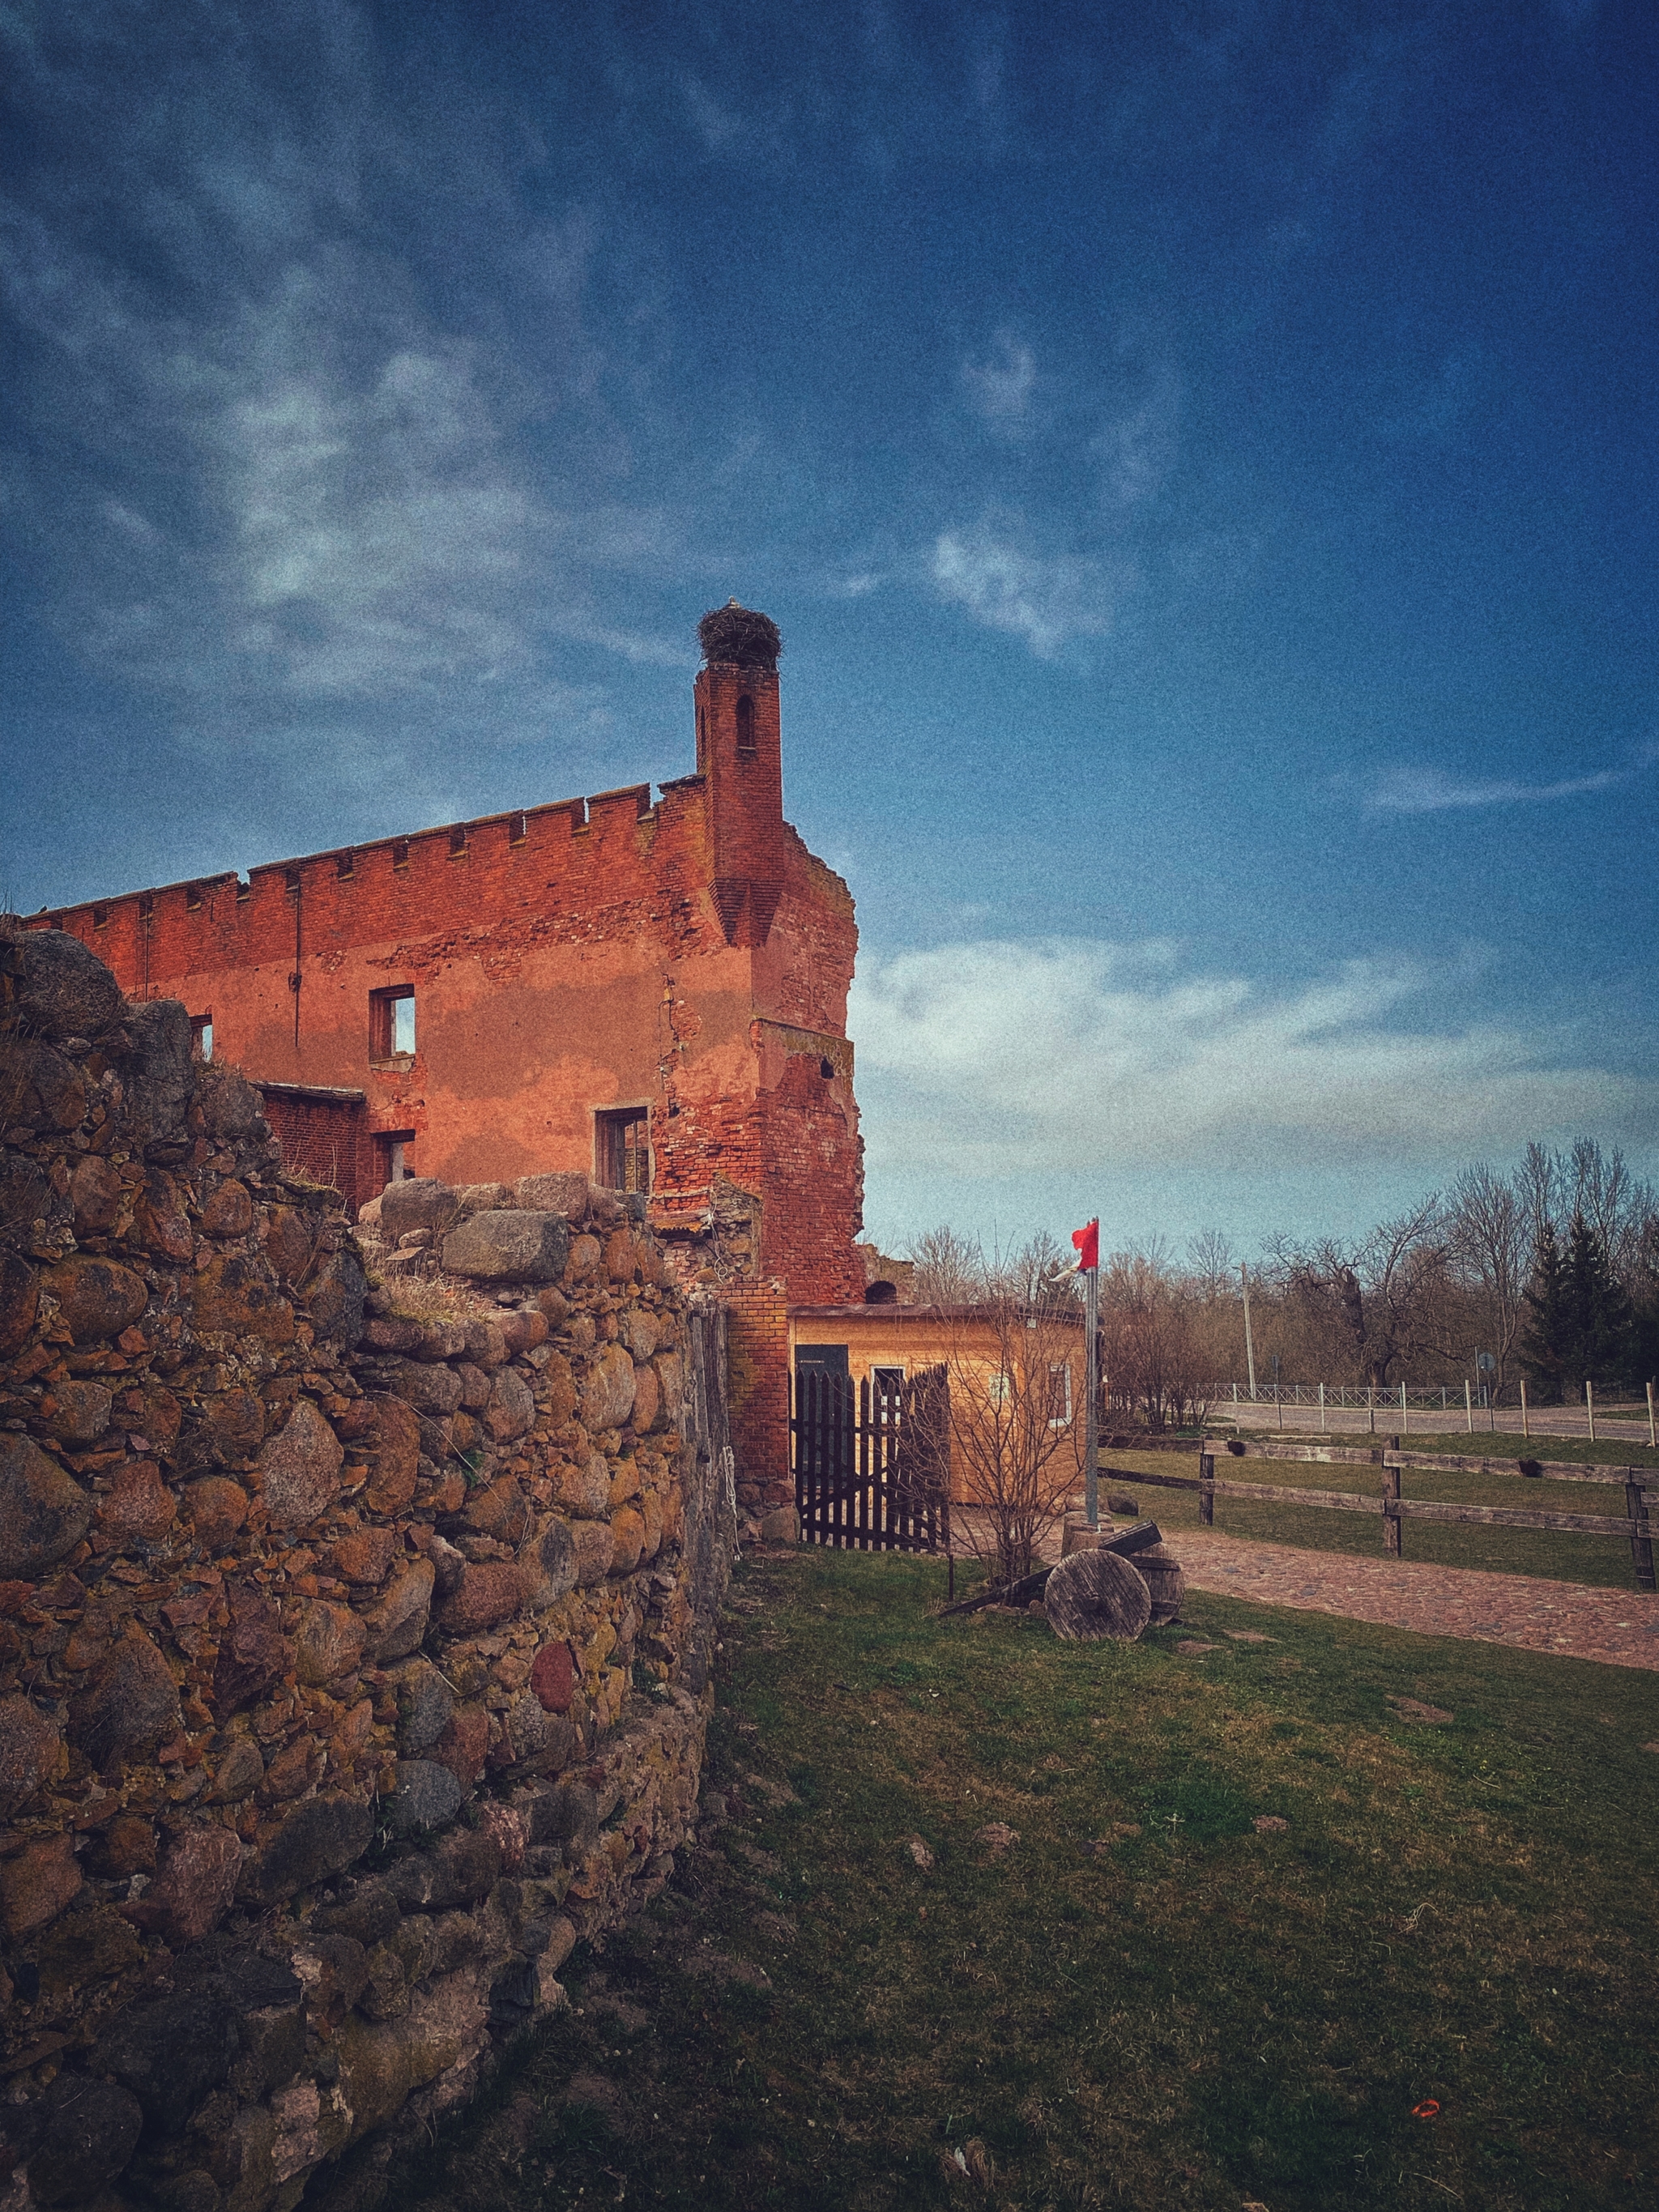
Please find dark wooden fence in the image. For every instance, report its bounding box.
[791,1366,951,1553]
[1113,1435,1657,1592]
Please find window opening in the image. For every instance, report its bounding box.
[1048,1362,1073,1426]
[190,1016,213,1063]
[186,884,203,913]
[285,869,301,898]
[392,841,410,872]
[92,906,109,931]
[736,694,756,755]
[510,812,528,846]
[378,1132,417,1185]
[449,825,468,858]
[336,851,355,880]
[595,1106,650,1194]
[370,987,416,1062]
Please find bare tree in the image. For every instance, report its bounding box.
[928,1292,1086,1584]
[906,1225,984,1306]
[1444,1162,1529,1391]
[984,1228,1081,1311]
[1185,1228,1235,1301]
[1098,1247,1212,1431]
[1274,1196,1448,1388]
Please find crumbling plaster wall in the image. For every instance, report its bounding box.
[0,923,734,2212]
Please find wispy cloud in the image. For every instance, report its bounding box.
[960,330,1037,425]
[851,938,1657,1176]
[932,525,1133,657]
[0,0,681,769]
[1369,757,1650,813]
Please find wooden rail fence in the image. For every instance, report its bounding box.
[1110,1434,1657,1592]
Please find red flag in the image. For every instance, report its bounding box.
[1071,1219,1098,1272]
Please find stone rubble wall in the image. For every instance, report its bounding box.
[0,923,735,2212]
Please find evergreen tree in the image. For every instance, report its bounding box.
[1520,1221,1567,1402]
[1525,1213,1633,1397]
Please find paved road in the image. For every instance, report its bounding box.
[1162,1528,1659,1673]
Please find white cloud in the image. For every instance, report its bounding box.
[851,937,1657,1177]
[961,330,1037,424]
[1369,758,1648,812]
[932,526,1131,656]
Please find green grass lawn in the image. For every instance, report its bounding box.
[1104,1431,1659,1590]
[357,1548,1659,2212]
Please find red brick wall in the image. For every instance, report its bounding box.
[259,1092,373,1213]
[27,648,865,1499]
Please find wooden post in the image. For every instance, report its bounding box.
[1648,1379,1656,1450]
[1198,1443,1215,1528]
[1465,1379,1473,1434]
[1383,1436,1401,1558]
[1520,1376,1530,1438]
[1586,1379,1597,1443]
[1625,1477,1655,1593]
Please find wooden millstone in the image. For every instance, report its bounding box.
[1043,1548,1153,1642]
[1126,1541,1184,1626]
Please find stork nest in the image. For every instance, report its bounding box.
[697,602,781,669]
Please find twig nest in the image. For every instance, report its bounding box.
[697,600,781,668]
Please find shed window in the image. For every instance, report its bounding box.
[1048,1362,1073,1426]
[596,1106,650,1193]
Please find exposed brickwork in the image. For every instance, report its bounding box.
[26,620,863,1496]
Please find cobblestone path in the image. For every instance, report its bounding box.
[1162,1529,1659,1672]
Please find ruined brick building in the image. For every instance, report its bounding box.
[27,604,865,1493]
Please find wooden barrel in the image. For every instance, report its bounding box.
[1127,1542,1183,1626]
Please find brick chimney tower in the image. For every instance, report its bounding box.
[695,601,785,948]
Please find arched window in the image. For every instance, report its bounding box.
[736,693,755,755]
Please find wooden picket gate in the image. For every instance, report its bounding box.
[791,1365,951,1552]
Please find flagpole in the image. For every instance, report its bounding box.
[1085,1259,1100,1530]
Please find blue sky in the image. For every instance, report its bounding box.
[3,0,1656,1261]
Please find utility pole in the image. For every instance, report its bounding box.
[1240,1261,1257,1400]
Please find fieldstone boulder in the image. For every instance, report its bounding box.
[483,1364,535,1443]
[386,1758,463,1835]
[195,1062,266,1139]
[383,1358,464,1416]
[41,1254,148,1343]
[530,1640,576,1715]
[258,1397,343,1529]
[368,1558,436,1661]
[0,1833,83,1941]
[94,1992,239,2131]
[182,1476,250,1554]
[437,1560,527,1635]
[70,1625,181,1770]
[6,927,126,1041]
[127,1824,243,1946]
[307,1247,368,1345]
[0,1041,86,1132]
[0,1434,93,1576]
[191,1252,295,1341]
[296,1599,369,1686]
[394,1660,454,1754]
[378,1178,460,1242]
[514,1169,591,1219]
[45,1378,112,1443]
[443,1208,570,1284]
[69,1153,123,1236]
[123,999,195,1151]
[0,1694,65,1816]
[0,1251,40,1356]
[578,1342,637,1431]
[96,1458,177,1550]
[248,1793,375,1903]
[19,2073,143,2207]
[518,1516,578,1609]
[211,1588,288,1717]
